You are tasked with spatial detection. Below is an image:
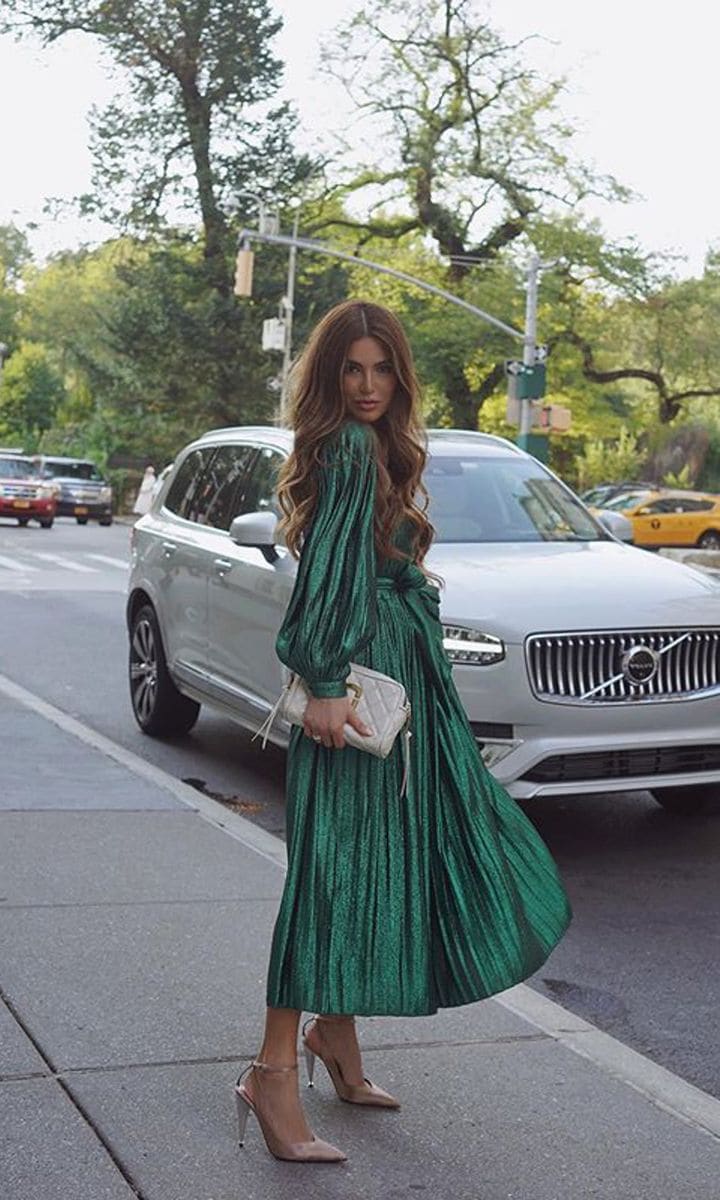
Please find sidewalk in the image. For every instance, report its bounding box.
[2,676,719,1200]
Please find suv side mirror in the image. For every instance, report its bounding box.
[229,511,282,547]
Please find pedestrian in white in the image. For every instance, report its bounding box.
[133,465,156,516]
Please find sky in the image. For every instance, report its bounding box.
[0,0,716,277]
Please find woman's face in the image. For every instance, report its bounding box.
[342,337,396,424]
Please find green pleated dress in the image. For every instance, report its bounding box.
[266,419,572,1016]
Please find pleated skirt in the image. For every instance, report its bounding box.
[265,581,573,1016]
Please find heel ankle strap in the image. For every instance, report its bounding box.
[252,1059,298,1073]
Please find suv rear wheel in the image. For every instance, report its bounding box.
[650,785,716,815]
[129,604,200,736]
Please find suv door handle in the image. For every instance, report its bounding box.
[162,541,177,558]
[214,557,233,576]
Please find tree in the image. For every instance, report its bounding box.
[321,0,625,276]
[0,2,312,293]
[0,343,65,445]
[574,426,643,490]
[317,1,720,430]
[0,1,323,414]
[0,224,32,353]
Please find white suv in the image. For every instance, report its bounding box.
[127,426,720,816]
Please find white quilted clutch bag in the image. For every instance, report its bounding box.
[252,663,413,797]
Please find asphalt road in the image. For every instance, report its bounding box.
[1,515,719,1103]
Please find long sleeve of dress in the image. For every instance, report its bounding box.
[275,420,378,699]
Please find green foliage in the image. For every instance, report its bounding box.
[1,2,308,241]
[0,342,66,447]
[322,0,625,268]
[662,464,692,488]
[574,425,643,489]
[0,224,32,353]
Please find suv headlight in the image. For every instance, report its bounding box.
[99,486,112,502]
[442,625,505,665]
[38,482,58,498]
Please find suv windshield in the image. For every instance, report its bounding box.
[42,461,103,482]
[425,454,605,543]
[0,457,40,479]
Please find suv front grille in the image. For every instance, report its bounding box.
[526,629,720,704]
[523,743,720,784]
[1,482,40,499]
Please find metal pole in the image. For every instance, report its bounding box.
[518,254,540,439]
[238,228,524,342]
[280,212,299,405]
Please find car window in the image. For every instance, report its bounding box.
[641,498,674,514]
[675,497,715,513]
[0,457,40,478]
[42,460,103,481]
[191,444,258,530]
[164,448,214,518]
[241,447,284,519]
[603,490,653,512]
[425,455,603,543]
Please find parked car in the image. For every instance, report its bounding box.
[0,454,56,527]
[581,481,657,508]
[602,489,720,550]
[34,456,113,525]
[596,487,657,513]
[127,426,720,816]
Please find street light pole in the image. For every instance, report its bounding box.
[280,210,299,405]
[237,227,525,342]
[518,254,540,441]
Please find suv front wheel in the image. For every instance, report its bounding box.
[129,604,200,736]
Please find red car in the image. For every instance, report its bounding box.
[0,455,57,527]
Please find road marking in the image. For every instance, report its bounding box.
[0,553,38,572]
[29,552,97,573]
[0,667,719,1142]
[84,554,129,569]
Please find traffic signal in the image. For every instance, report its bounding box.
[234,248,254,297]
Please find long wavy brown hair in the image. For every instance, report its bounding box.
[275,299,443,589]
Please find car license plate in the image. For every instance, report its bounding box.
[13,500,31,509]
[74,506,89,515]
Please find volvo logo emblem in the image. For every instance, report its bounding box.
[621,645,660,686]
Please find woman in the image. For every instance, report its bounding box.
[132,465,156,516]
[235,300,572,1163]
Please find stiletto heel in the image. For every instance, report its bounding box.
[235,1088,251,1146]
[301,1016,400,1109]
[303,1043,317,1087]
[233,1059,347,1162]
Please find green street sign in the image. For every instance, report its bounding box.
[517,362,546,400]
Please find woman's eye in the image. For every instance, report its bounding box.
[377,363,393,374]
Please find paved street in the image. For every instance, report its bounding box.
[0,520,129,591]
[1,517,719,1096]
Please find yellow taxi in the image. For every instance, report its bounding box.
[601,488,720,549]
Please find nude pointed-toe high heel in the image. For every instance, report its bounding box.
[302,1016,401,1109]
[234,1060,347,1163]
